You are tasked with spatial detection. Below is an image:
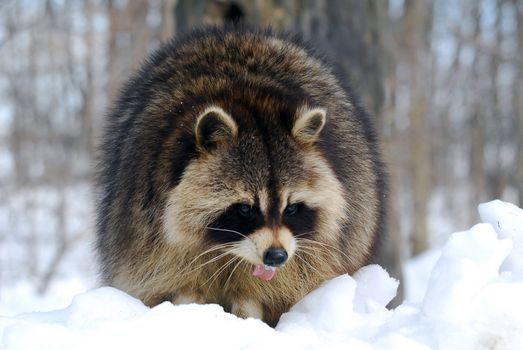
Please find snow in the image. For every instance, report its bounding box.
[1,199,523,349]
[479,200,523,272]
[0,278,91,317]
[403,249,441,303]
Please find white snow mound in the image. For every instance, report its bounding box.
[2,200,523,349]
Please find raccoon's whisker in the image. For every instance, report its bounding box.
[294,233,352,264]
[296,240,330,254]
[185,243,237,265]
[223,258,244,291]
[297,245,330,263]
[293,253,325,280]
[241,259,250,275]
[201,259,235,290]
[296,242,339,269]
[296,248,342,276]
[297,245,349,277]
[203,255,240,290]
[179,247,237,277]
[296,238,354,263]
[177,243,236,274]
[298,242,352,269]
[205,226,253,242]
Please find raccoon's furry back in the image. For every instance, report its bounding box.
[95,26,387,326]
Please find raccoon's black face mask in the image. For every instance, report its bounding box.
[162,104,348,281]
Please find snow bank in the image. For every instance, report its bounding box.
[1,200,523,350]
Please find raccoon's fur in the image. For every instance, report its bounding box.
[95,27,387,326]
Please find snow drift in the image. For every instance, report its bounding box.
[1,200,522,349]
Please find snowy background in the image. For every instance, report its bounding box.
[1,200,522,349]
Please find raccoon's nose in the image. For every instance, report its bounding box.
[263,248,288,267]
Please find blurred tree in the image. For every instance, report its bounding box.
[468,1,488,230]
[514,0,523,207]
[107,0,152,103]
[0,1,103,294]
[402,0,433,256]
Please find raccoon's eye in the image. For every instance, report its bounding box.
[237,203,255,218]
[284,203,301,216]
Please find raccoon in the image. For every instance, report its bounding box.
[95,27,387,327]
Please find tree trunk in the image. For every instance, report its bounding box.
[514,1,523,206]
[403,0,433,256]
[106,0,151,103]
[469,2,486,208]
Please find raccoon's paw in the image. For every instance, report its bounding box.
[231,299,263,320]
[171,291,205,305]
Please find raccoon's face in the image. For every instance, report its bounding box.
[163,104,348,281]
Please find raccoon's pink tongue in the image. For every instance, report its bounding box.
[252,264,276,281]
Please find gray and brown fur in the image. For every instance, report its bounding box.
[95,27,387,327]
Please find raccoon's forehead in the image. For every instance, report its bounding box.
[184,98,327,202]
[215,127,305,190]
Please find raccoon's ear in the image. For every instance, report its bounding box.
[292,107,326,145]
[195,106,238,152]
